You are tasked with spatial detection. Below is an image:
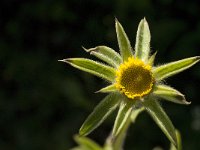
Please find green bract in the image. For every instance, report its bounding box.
[61,18,200,149]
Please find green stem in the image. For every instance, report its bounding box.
[113,113,132,150]
[105,107,144,150]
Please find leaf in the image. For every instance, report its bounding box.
[60,58,116,82]
[96,84,117,93]
[153,84,191,105]
[176,130,182,150]
[115,18,133,61]
[74,135,102,150]
[79,93,120,136]
[148,51,157,66]
[112,98,134,137]
[135,18,151,62]
[131,107,144,123]
[153,56,200,81]
[170,130,182,150]
[70,147,85,150]
[142,97,177,147]
[83,46,122,68]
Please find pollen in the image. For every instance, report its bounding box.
[115,57,154,99]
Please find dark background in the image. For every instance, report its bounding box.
[0,0,200,149]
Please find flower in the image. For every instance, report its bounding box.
[60,18,199,147]
[115,57,154,99]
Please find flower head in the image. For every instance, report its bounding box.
[115,57,154,99]
[60,18,200,148]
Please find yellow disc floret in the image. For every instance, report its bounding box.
[115,57,154,99]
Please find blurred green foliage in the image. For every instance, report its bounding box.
[0,0,200,149]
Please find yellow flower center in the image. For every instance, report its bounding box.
[115,57,154,99]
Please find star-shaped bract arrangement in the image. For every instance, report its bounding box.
[60,18,200,148]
